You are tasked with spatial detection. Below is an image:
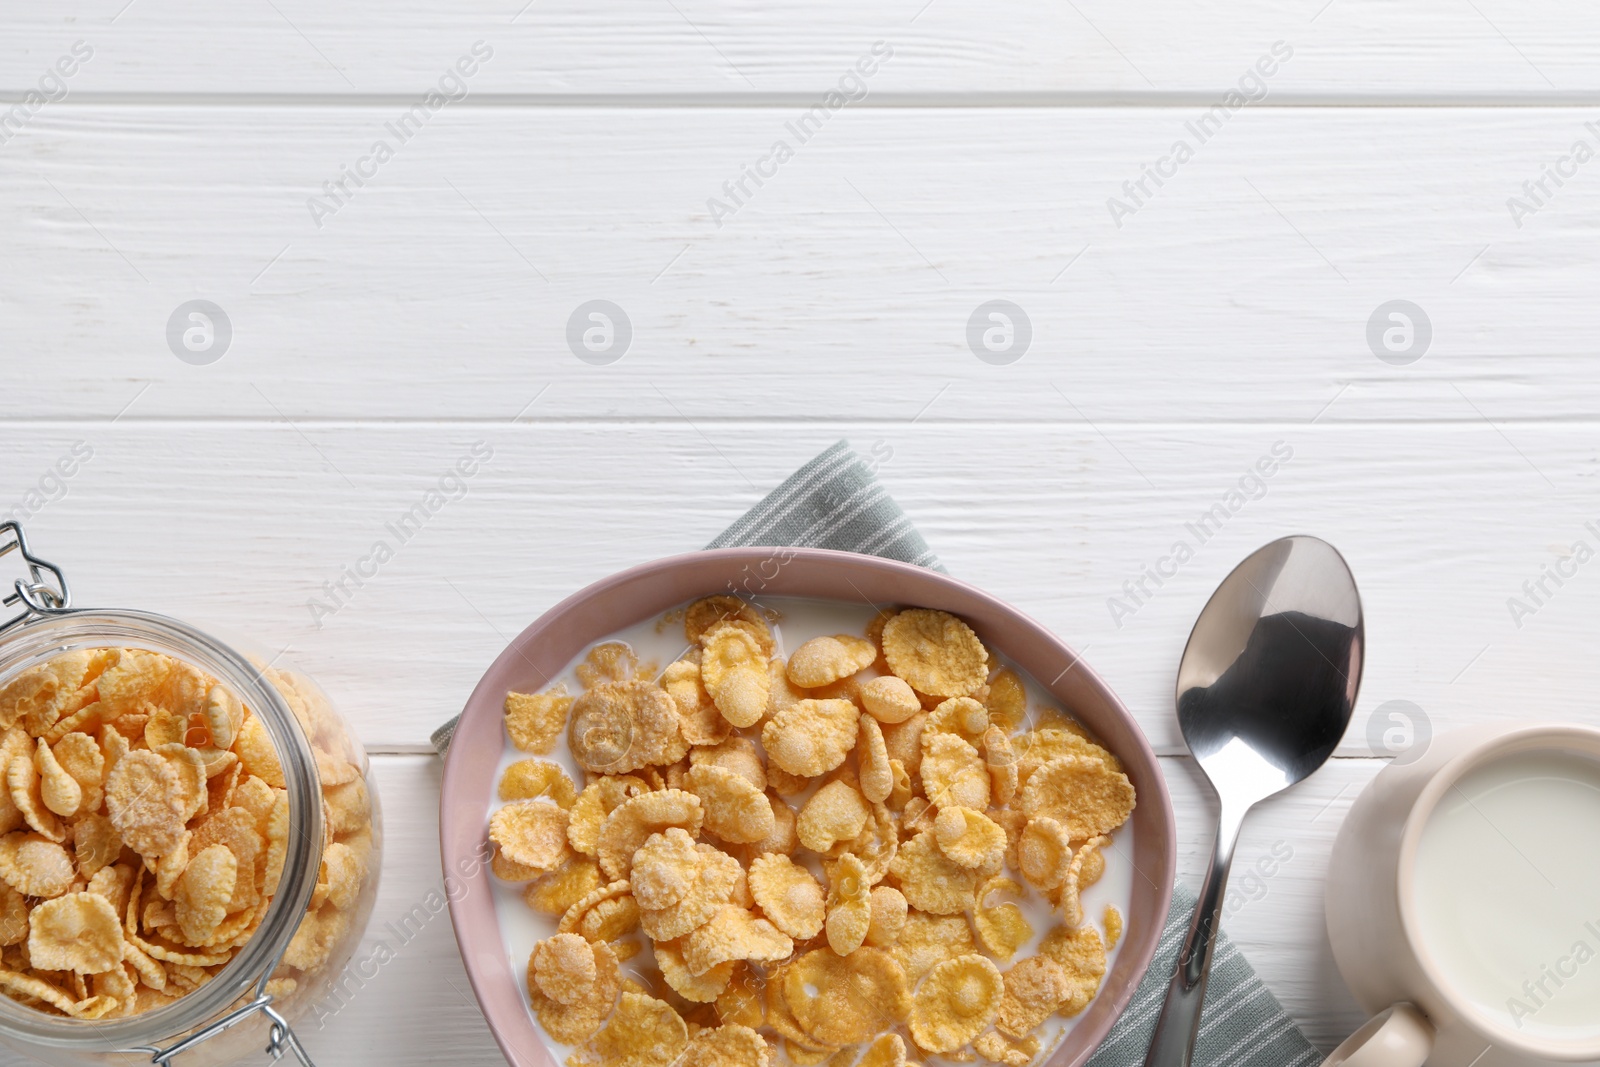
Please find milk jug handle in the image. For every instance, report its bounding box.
[1321,1004,1434,1067]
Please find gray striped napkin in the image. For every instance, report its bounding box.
[432,439,1321,1067]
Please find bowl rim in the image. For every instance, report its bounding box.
[440,546,1176,1067]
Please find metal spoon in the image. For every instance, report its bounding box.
[1144,535,1364,1067]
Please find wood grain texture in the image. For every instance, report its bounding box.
[3,421,1592,758]
[2,1,1598,98]
[5,3,1598,1060]
[2,107,1597,423]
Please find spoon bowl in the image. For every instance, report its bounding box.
[1145,535,1364,1066]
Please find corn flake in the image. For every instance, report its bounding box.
[683,905,792,977]
[52,733,104,814]
[0,884,27,947]
[927,697,989,747]
[175,844,236,945]
[761,699,858,778]
[505,689,573,755]
[982,727,1018,808]
[529,935,620,1044]
[699,626,771,729]
[569,682,684,774]
[995,955,1070,1037]
[796,780,869,854]
[34,739,82,819]
[786,635,877,689]
[684,597,770,648]
[854,714,893,806]
[524,856,603,917]
[1018,756,1135,839]
[1038,924,1108,1016]
[596,789,703,881]
[859,1033,911,1067]
[824,853,872,956]
[682,1022,768,1067]
[572,991,687,1067]
[578,894,640,943]
[1013,728,1121,789]
[27,892,123,974]
[498,759,578,808]
[974,1029,1040,1066]
[577,642,645,689]
[655,938,736,1002]
[685,764,774,845]
[663,659,730,747]
[909,953,1003,1054]
[863,884,908,949]
[153,744,207,823]
[1059,835,1108,928]
[1016,817,1072,892]
[490,801,572,873]
[232,716,284,789]
[783,947,910,1047]
[1104,905,1123,949]
[890,831,980,916]
[920,733,990,811]
[984,668,1028,733]
[530,932,598,1004]
[934,807,1005,871]
[7,755,63,841]
[568,775,649,855]
[628,827,701,911]
[882,610,988,699]
[638,842,740,941]
[104,749,188,860]
[974,877,1033,962]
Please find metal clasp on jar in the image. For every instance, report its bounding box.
[127,987,317,1066]
[0,521,71,633]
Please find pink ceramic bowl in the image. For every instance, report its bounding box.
[440,547,1176,1066]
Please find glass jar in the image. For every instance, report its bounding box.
[0,524,380,1067]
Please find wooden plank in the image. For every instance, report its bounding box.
[2,105,1598,423]
[3,1,1598,98]
[2,420,1591,755]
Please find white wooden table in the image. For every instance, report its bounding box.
[4,2,1599,1061]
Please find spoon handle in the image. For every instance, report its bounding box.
[1143,805,1248,1067]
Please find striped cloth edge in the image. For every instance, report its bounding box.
[429,439,1321,1067]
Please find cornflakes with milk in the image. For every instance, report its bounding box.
[487,596,1135,1064]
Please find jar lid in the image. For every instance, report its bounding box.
[0,521,324,1067]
